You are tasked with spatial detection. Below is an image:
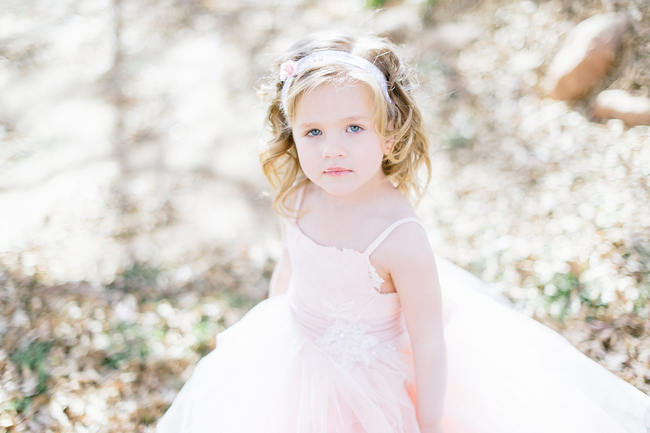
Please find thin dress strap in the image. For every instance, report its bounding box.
[363,217,423,256]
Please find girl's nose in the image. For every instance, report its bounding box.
[322,137,346,158]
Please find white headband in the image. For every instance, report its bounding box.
[279,50,394,118]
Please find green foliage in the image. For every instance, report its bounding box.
[139,411,158,425]
[630,240,650,314]
[634,282,649,315]
[228,292,250,309]
[0,401,15,413]
[541,272,581,322]
[110,261,162,291]
[8,340,52,413]
[366,0,388,8]
[537,238,650,321]
[9,340,51,373]
[365,0,445,20]
[10,397,32,414]
[9,340,52,396]
[441,130,470,150]
[1,396,32,415]
[192,315,219,356]
[151,325,166,342]
[101,322,150,370]
[467,259,486,279]
[421,0,443,21]
[540,271,613,321]
[423,0,442,10]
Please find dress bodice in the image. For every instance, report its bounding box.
[280,186,424,369]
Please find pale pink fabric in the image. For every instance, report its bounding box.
[156,199,650,432]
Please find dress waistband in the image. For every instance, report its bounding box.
[288,293,406,342]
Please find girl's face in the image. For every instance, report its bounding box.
[292,81,389,198]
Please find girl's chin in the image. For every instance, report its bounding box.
[308,174,386,198]
[316,184,364,197]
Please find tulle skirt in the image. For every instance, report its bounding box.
[155,257,650,433]
[436,257,649,433]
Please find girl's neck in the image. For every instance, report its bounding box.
[317,176,394,210]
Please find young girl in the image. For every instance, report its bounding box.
[156,31,650,433]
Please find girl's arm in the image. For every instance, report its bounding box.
[386,223,446,432]
[268,219,292,298]
[268,245,291,297]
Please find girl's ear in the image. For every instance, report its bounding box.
[383,138,394,155]
[382,119,395,155]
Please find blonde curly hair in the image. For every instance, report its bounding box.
[258,30,431,217]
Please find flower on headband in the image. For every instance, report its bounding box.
[279,60,297,82]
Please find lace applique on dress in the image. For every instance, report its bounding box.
[315,300,397,370]
[367,260,386,294]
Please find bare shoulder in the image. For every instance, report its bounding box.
[369,216,439,303]
[379,221,440,310]
[382,219,434,266]
[370,190,435,276]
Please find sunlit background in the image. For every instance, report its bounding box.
[1,0,648,431]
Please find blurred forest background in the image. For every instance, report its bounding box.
[1,0,648,431]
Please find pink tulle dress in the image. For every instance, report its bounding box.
[155,192,650,433]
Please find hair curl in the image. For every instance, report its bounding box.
[257,30,431,217]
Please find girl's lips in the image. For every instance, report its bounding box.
[323,168,352,176]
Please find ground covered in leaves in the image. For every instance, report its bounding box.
[1,0,648,431]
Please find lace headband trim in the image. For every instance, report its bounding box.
[279,50,393,119]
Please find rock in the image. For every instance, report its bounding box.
[592,90,650,126]
[546,13,628,100]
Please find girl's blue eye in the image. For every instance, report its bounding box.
[347,125,362,133]
[306,129,322,137]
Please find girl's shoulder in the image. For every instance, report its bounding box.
[368,190,431,262]
[374,218,434,286]
[367,195,433,293]
[359,187,425,250]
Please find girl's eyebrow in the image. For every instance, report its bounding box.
[296,115,370,129]
[341,115,370,122]
[295,121,320,129]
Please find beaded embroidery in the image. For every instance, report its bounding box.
[315,300,397,369]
